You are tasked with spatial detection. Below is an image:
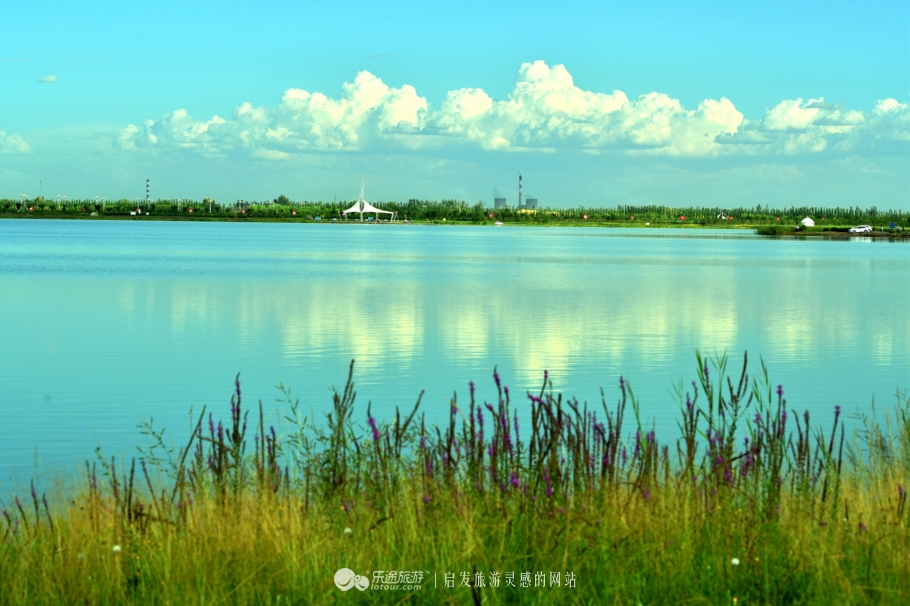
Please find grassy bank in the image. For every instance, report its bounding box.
[2,354,908,604]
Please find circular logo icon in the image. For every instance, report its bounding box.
[335,568,370,591]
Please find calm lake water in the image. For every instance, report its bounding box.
[1,219,908,491]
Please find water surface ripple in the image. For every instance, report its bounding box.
[1,220,908,489]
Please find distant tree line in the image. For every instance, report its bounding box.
[0,196,906,226]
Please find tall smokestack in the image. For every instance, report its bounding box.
[518,173,523,209]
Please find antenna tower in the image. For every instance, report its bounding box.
[146,179,150,206]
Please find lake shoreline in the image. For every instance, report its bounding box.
[1,213,907,239]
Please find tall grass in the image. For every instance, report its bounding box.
[1,353,908,604]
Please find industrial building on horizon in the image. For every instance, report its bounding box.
[493,173,538,210]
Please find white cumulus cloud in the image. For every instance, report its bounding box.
[718,95,909,155]
[37,74,57,83]
[425,61,742,156]
[117,70,429,156]
[0,130,31,153]
[114,61,908,159]
[867,98,910,142]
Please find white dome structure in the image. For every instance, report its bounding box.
[800,217,815,227]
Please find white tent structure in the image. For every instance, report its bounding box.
[342,183,398,222]
[800,217,815,227]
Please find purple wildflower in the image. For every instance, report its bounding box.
[619,376,625,391]
[423,495,431,504]
[494,370,501,389]
[899,484,905,498]
[368,416,380,441]
[777,384,784,397]
[741,452,754,477]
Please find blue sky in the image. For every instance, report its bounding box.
[1,0,908,208]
